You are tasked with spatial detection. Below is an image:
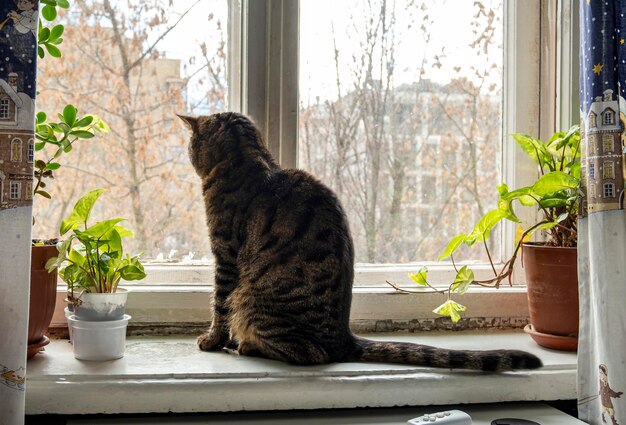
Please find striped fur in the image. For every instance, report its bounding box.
[181,112,542,372]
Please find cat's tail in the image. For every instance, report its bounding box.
[347,336,542,371]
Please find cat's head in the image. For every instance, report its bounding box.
[178,112,265,178]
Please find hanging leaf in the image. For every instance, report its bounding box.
[433,299,467,323]
[408,266,428,287]
[451,265,474,294]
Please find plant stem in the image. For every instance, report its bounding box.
[483,238,498,276]
[385,280,448,295]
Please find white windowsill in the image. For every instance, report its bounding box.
[49,286,532,332]
[26,330,577,415]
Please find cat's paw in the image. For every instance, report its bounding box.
[197,331,227,351]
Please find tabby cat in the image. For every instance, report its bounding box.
[179,112,542,372]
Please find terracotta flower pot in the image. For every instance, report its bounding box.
[522,243,578,351]
[28,244,58,358]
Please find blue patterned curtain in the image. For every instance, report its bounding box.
[579,1,626,424]
[0,1,38,423]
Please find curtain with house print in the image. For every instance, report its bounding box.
[0,1,38,424]
[579,1,626,424]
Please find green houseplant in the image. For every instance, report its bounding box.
[391,126,580,349]
[28,0,109,358]
[46,188,146,314]
[45,188,146,360]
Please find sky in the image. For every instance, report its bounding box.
[152,0,503,105]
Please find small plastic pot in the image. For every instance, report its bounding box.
[68,314,131,361]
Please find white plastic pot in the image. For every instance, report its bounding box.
[68,314,131,361]
[73,288,128,321]
[64,306,73,343]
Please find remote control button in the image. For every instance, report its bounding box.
[444,411,451,416]
[436,412,445,418]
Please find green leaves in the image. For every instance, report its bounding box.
[451,266,474,295]
[532,171,578,196]
[512,133,554,171]
[60,188,107,234]
[38,0,69,58]
[408,266,429,286]
[38,22,64,58]
[418,126,581,323]
[34,107,108,202]
[41,4,57,21]
[433,300,467,323]
[46,190,147,293]
[62,104,77,127]
[437,234,467,261]
[465,209,507,246]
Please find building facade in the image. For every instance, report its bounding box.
[581,89,625,214]
[0,72,34,210]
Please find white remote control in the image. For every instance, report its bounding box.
[407,409,472,424]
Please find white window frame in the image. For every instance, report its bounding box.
[9,181,20,199]
[52,0,578,326]
[0,98,9,119]
[27,138,34,163]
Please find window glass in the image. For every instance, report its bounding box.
[10,181,20,199]
[27,139,34,163]
[603,161,615,179]
[298,0,503,264]
[11,139,21,162]
[0,98,9,119]
[34,0,228,263]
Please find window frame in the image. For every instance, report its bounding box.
[9,180,20,200]
[0,98,9,119]
[10,137,22,162]
[52,0,579,326]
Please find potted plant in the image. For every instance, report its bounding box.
[27,0,109,358]
[390,126,580,350]
[29,105,108,355]
[46,188,146,360]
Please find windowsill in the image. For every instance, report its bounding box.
[49,286,533,333]
[25,330,577,415]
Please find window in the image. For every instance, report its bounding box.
[0,98,9,119]
[9,181,20,200]
[421,175,437,204]
[603,110,615,126]
[589,112,597,128]
[603,161,615,179]
[36,0,575,320]
[589,183,596,198]
[589,163,595,179]
[10,138,21,162]
[299,0,504,264]
[604,183,615,198]
[25,182,32,200]
[600,136,610,152]
[34,0,227,263]
[27,139,34,163]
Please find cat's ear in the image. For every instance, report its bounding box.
[177,114,199,132]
